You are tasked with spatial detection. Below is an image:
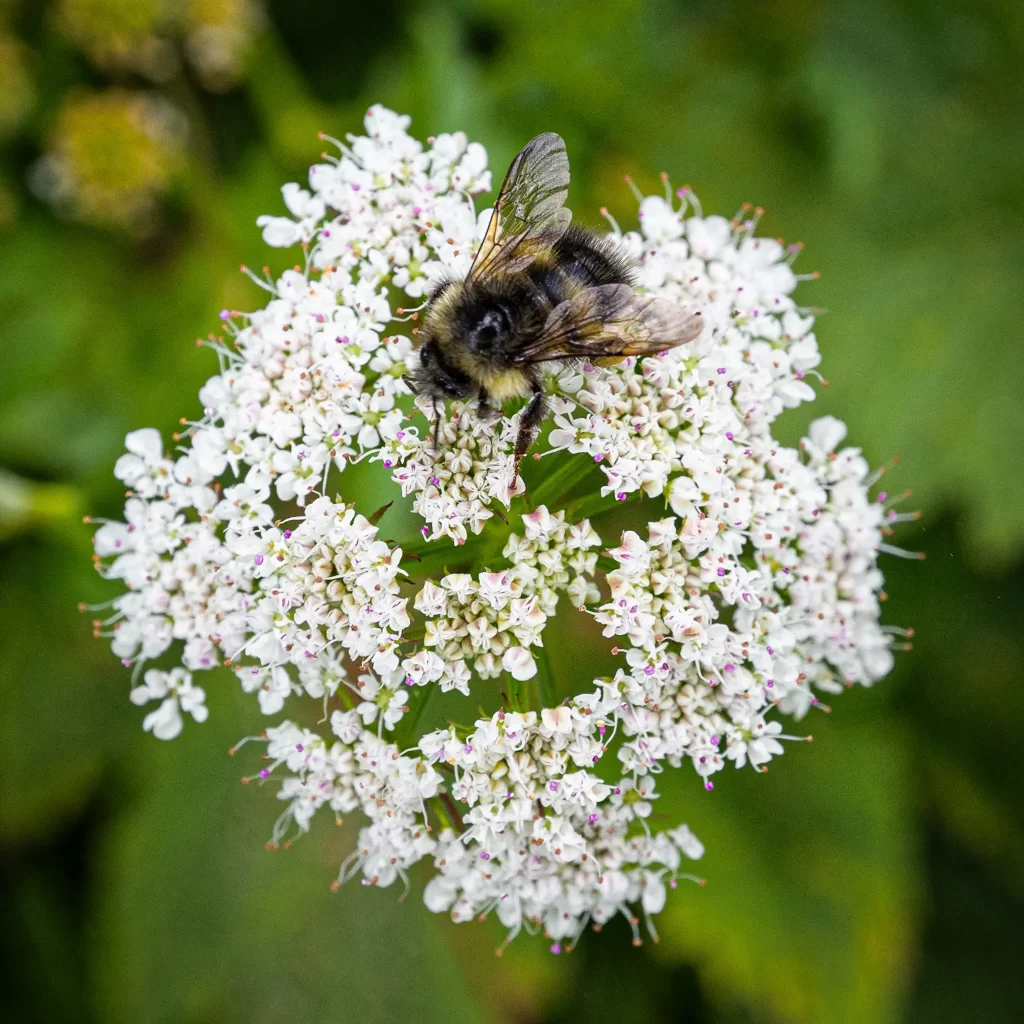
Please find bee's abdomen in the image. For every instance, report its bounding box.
[552,223,635,288]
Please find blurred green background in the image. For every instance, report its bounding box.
[1,1,1022,1021]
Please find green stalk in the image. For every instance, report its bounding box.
[565,490,623,524]
[392,531,442,557]
[530,452,600,509]
[505,673,526,713]
[470,518,515,573]
[405,544,476,577]
[395,680,433,750]
[1,470,83,543]
[438,792,464,830]
[533,641,557,708]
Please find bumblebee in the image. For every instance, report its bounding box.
[403,132,703,480]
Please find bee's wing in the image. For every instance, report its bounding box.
[467,133,572,282]
[512,283,703,364]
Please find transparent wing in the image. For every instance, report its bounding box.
[467,133,571,282]
[512,283,703,364]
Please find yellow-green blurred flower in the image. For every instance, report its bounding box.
[57,0,163,42]
[54,0,176,79]
[31,89,185,234]
[0,30,34,139]
[185,0,259,91]
[54,0,258,88]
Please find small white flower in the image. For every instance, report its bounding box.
[808,414,848,454]
[256,214,302,247]
[670,824,705,860]
[130,668,208,740]
[124,427,163,461]
[502,646,537,681]
[637,195,684,243]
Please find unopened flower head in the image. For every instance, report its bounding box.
[31,89,185,233]
[89,105,911,952]
[56,0,258,88]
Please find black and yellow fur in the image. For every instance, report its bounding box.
[404,224,634,469]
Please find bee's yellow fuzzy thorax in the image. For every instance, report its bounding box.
[479,367,532,401]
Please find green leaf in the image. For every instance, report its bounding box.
[92,687,492,1024]
[653,712,920,1024]
[0,534,128,845]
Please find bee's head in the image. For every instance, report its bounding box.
[403,277,476,402]
[403,338,473,402]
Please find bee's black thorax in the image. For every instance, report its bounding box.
[409,224,635,404]
[461,286,538,361]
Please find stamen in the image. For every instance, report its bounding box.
[391,308,424,322]
[619,905,643,946]
[599,207,622,236]
[878,543,926,560]
[239,264,278,295]
[677,185,702,217]
[623,174,644,203]
[317,132,360,165]
[886,511,923,523]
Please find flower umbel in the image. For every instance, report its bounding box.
[90,106,911,952]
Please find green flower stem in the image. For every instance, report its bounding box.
[391,532,438,557]
[334,683,355,711]
[431,793,464,832]
[406,545,473,577]
[438,791,464,830]
[533,641,557,708]
[390,455,624,726]
[395,456,614,573]
[530,451,600,508]
[565,490,623,524]
[505,673,527,713]
[469,512,519,573]
[395,679,433,750]
[0,470,83,542]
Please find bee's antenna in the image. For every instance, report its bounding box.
[432,399,441,451]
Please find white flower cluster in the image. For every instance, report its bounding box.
[90,106,907,952]
[416,507,602,685]
[388,404,523,544]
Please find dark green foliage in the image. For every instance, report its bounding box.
[0,1,1021,1021]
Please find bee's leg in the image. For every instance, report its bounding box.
[477,388,500,421]
[513,383,547,486]
[432,398,441,451]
